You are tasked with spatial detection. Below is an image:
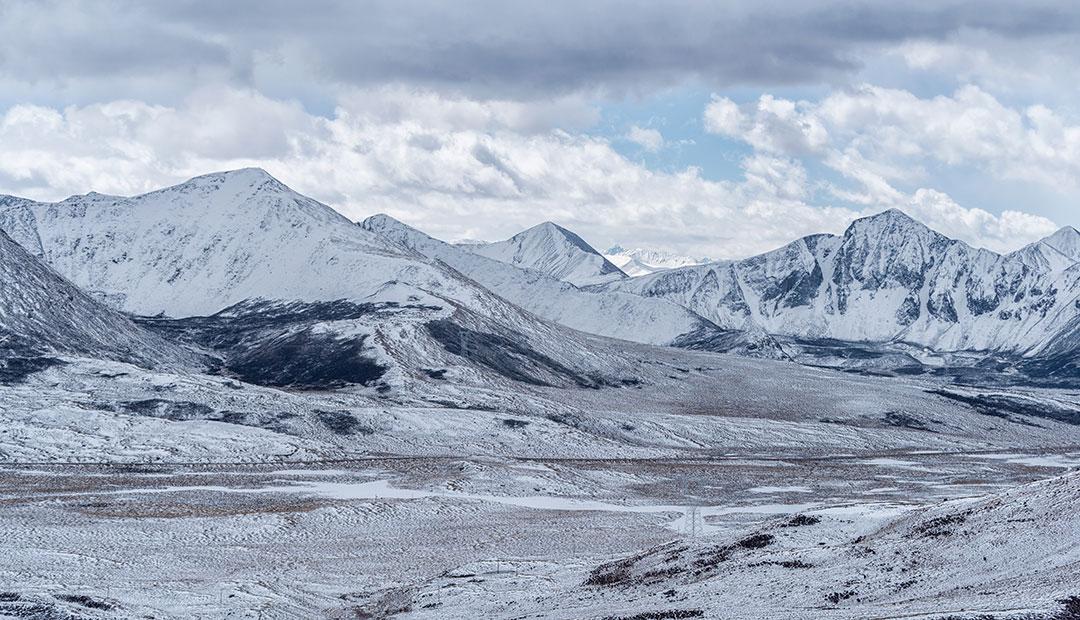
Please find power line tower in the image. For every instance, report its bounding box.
[685,505,700,538]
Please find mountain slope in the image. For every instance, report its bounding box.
[463,221,627,286]
[0,228,195,370]
[604,209,1080,357]
[362,213,784,356]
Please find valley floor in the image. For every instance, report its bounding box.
[2,346,1079,619]
[1,449,1078,618]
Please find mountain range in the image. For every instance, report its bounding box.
[0,170,645,391]
[1,168,1077,390]
[362,213,780,357]
[599,209,1080,360]
[603,245,712,276]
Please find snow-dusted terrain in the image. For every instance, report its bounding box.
[0,170,1078,619]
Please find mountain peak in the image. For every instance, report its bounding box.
[514,221,601,256]
[359,213,438,256]
[213,166,277,181]
[133,167,359,226]
[1046,224,1080,242]
[464,221,627,286]
[603,245,713,276]
[1038,225,1080,260]
[362,213,401,229]
[854,208,921,227]
[59,189,119,204]
[844,208,943,245]
[177,167,286,192]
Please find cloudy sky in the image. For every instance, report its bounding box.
[3,0,1080,258]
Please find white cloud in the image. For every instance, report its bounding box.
[704,84,1068,251]
[885,33,1080,105]
[15,0,1077,105]
[740,154,809,201]
[709,84,1080,190]
[625,125,664,151]
[903,189,1058,253]
[0,86,1059,258]
[705,94,828,154]
[0,87,868,258]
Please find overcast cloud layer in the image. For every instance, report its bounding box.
[1,0,1079,257]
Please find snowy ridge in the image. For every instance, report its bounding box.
[1038,225,1080,262]
[462,221,627,286]
[0,169,577,334]
[5,170,1077,368]
[603,209,1080,357]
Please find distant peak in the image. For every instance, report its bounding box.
[1039,224,1080,259]
[107,167,361,228]
[514,221,599,255]
[1048,225,1080,241]
[845,208,940,240]
[61,190,117,203]
[220,167,277,180]
[525,221,568,235]
[362,213,399,226]
[360,213,423,237]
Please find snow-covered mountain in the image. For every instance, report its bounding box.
[0,169,466,317]
[0,228,195,370]
[0,170,650,389]
[603,245,712,276]
[362,213,784,357]
[461,222,627,286]
[602,209,1080,357]
[6,170,1077,380]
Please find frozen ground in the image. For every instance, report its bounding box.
[1,452,1077,619]
[2,344,1079,618]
